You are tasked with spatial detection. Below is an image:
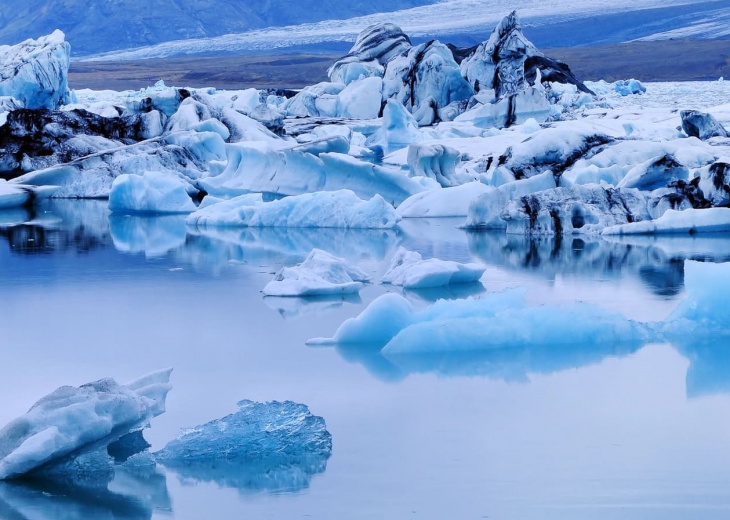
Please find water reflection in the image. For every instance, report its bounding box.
[160,454,329,495]
[468,232,730,296]
[0,464,171,520]
[110,215,188,259]
[264,293,362,320]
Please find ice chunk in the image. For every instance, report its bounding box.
[383,303,649,355]
[0,31,70,109]
[398,181,492,218]
[0,369,172,480]
[202,145,422,207]
[109,172,197,214]
[502,184,649,235]
[381,247,485,289]
[613,79,646,96]
[155,400,331,493]
[456,87,551,129]
[407,143,460,187]
[308,289,526,347]
[338,77,383,119]
[263,249,370,297]
[0,181,58,209]
[680,110,729,140]
[187,190,400,229]
[460,11,592,99]
[328,23,411,85]
[603,208,730,235]
[464,171,558,229]
[310,289,649,356]
[365,100,421,155]
[617,154,689,191]
[382,40,473,126]
[697,160,730,207]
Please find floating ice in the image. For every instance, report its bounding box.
[501,184,649,235]
[155,400,331,493]
[309,289,650,353]
[187,190,400,229]
[680,110,729,140]
[0,181,58,209]
[398,181,492,218]
[263,249,370,297]
[603,208,730,235]
[109,172,197,214]
[0,369,172,480]
[613,79,646,96]
[464,171,558,230]
[201,142,422,207]
[381,247,485,289]
[0,31,70,109]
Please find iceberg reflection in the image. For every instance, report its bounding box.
[0,464,171,520]
[468,231,730,296]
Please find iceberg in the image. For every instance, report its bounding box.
[680,110,729,140]
[309,289,650,353]
[328,23,411,85]
[381,247,485,289]
[407,143,460,187]
[201,142,422,207]
[155,400,332,493]
[108,172,197,214]
[0,181,58,209]
[398,181,492,218]
[263,249,371,297]
[0,31,70,110]
[187,190,400,229]
[603,208,730,235]
[501,184,649,235]
[0,369,172,480]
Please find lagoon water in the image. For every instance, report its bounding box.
[1,200,730,519]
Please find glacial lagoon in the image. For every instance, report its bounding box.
[1,200,729,519]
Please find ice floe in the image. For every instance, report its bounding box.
[381,247,484,289]
[263,249,370,296]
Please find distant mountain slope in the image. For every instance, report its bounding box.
[77,0,728,62]
[0,0,437,56]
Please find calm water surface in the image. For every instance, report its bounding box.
[1,200,729,520]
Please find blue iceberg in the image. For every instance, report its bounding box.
[155,400,332,493]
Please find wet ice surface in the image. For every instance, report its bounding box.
[2,200,730,519]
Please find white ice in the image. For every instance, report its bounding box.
[380,247,485,289]
[263,248,370,297]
